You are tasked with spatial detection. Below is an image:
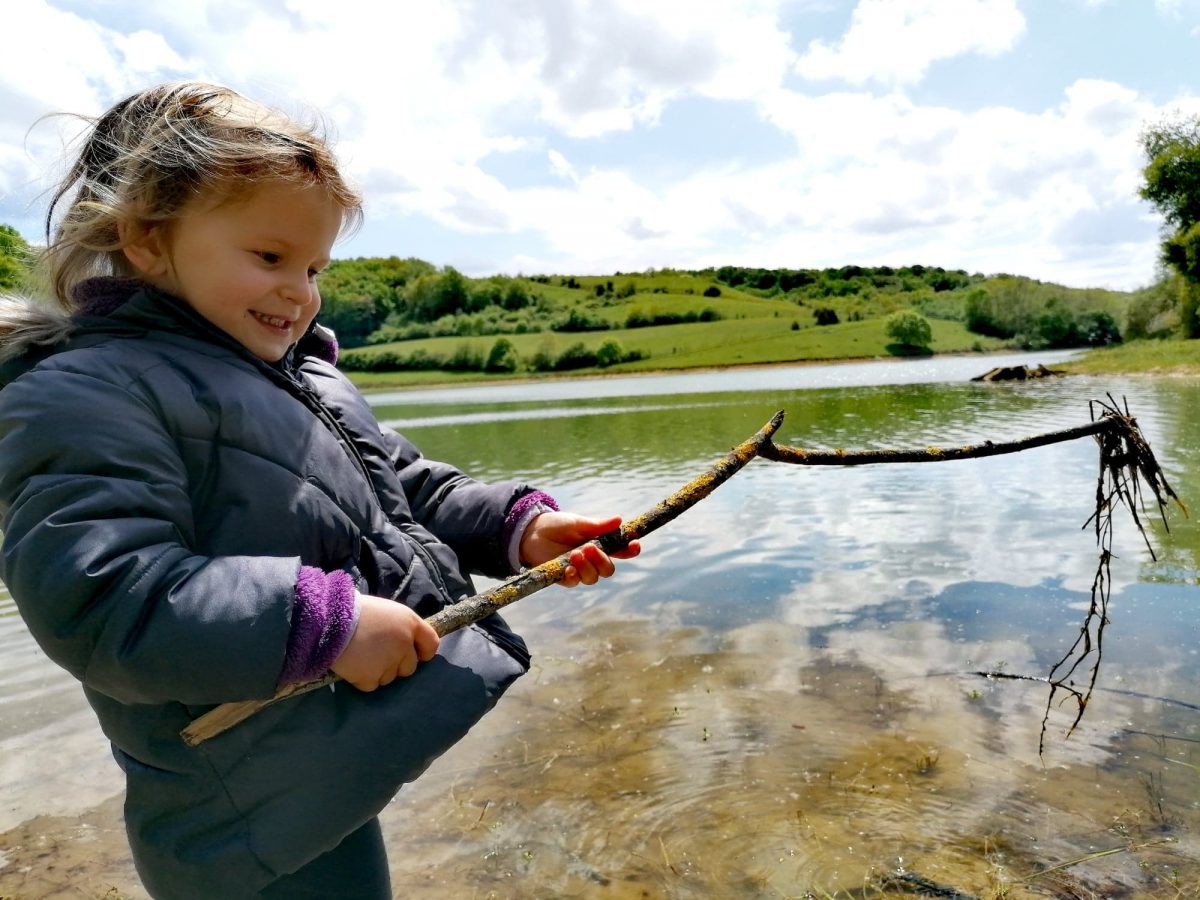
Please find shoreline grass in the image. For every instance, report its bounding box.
[1062,338,1199,375]
[343,325,1198,394]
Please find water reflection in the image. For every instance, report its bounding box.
[2,362,1199,898]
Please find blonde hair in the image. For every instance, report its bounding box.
[42,81,363,308]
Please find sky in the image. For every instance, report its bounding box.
[2,0,1199,291]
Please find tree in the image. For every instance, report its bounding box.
[484,337,519,373]
[1124,276,1180,339]
[0,224,32,291]
[595,338,624,368]
[1140,114,1200,336]
[885,309,933,350]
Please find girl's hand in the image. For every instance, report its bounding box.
[519,512,641,587]
[331,594,440,691]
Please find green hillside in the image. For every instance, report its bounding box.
[330,260,1140,385]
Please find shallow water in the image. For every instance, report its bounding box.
[3,353,1199,899]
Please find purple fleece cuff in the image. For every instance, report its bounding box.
[502,491,559,573]
[279,567,360,685]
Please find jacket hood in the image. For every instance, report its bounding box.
[0,277,340,387]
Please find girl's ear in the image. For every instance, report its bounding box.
[118,220,171,278]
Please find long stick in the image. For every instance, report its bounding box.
[181,410,785,746]
[182,404,1180,747]
[758,418,1114,465]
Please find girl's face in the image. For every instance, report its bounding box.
[133,181,343,362]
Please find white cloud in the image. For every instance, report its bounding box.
[1,0,1198,289]
[547,149,580,185]
[0,1,202,233]
[487,77,1161,285]
[440,0,795,137]
[795,0,1026,86]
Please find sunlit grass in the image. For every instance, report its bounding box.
[343,316,1006,390]
[1064,338,1200,375]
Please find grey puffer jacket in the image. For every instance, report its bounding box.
[0,281,531,898]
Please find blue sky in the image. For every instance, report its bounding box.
[2,0,1199,289]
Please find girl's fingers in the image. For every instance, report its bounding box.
[571,552,596,585]
[414,622,441,660]
[587,514,623,535]
[557,534,638,589]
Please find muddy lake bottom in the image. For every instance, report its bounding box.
[6,619,1200,898]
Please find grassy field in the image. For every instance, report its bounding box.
[334,265,1197,391]
[1064,337,1200,374]
[345,315,1008,390]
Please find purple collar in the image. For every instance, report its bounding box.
[71,276,145,318]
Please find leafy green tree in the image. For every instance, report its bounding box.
[1140,114,1200,336]
[318,255,434,345]
[0,224,33,291]
[484,337,519,373]
[885,309,933,349]
[1074,310,1122,346]
[595,339,624,368]
[317,292,381,345]
[1124,277,1180,339]
[554,308,610,332]
[554,342,598,370]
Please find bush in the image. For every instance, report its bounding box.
[553,308,611,332]
[444,343,486,371]
[485,338,520,373]
[339,348,446,372]
[625,308,722,328]
[595,339,624,367]
[1076,311,1122,346]
[702,285,721,297]
[0,224,32,291]
[1125,278,1180,339]
[885,310,933,349]
[813,307,839,326]
[528,345,556,372]
[553,342,598,370]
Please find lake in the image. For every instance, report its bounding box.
[3,350,1199,898]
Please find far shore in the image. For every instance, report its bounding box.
[349,340,1199,394]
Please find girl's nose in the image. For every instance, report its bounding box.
[281,273,314,306]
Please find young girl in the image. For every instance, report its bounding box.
[0,82,638,899]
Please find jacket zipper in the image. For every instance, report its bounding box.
[281,369,456,601]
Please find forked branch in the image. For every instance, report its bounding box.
[182,401,1183,747]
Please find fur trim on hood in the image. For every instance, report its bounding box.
[0,277,144,366]
[0,293,73,364]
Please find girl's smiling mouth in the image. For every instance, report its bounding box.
[250,311,293,330]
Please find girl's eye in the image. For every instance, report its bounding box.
[256,251,281,264]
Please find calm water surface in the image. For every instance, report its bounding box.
[3,352,1199,899]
